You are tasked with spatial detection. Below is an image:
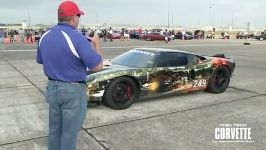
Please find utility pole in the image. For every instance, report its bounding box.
[96,13,99,27]
[247,22,250,32]
[27,8,31,28]
[162,15,165,28]
[231,11,234,29]
[209,6,212,27]
[167,6,170,29]
[172,13,174,28]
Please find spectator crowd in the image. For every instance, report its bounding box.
[0,28,46,44]
[1,27,264,45]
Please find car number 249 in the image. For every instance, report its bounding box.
[193,79,207,87]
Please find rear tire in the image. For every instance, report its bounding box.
[206,66,230,94]
[103,77,138,110]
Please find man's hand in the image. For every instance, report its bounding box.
[87,35,99,47]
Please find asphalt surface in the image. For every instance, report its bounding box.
[0,38,266,150]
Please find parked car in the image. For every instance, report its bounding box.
[87,48,235,109]
[112,30,121,39]
[254,34,266,41]
[205,32,215,39]
[142,32,165,41]
[129,31,141,39]
[175,31,193,40]
[34,31,41,42]
[220,32,230,39]
[236,32,255,39]
[194,30,205,39]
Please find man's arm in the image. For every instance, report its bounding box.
[36,46,43,64]
[87,35,103,72]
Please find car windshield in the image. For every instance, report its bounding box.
[111,49,156,68]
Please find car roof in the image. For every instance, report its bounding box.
[134,48,196,55]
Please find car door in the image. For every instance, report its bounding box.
[188,54,212,90]
[175,32,182,39]
[151,33,159,40]
[148,52,190,93]
[147,33,154,40]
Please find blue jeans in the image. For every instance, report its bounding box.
[46,80,87,150]
[0,36,3,44]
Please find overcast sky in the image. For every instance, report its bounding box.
[0,0,266,28]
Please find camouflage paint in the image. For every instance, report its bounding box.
[86,53,235,102]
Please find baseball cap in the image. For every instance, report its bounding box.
[58,1,84,17]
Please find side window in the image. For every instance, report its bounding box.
[157,52,188,67]
[187,54,198,65]
[188,54,206,65]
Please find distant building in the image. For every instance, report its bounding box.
[22,20,28,29]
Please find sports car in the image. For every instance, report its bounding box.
[87,48,235,110]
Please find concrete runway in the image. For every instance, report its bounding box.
[0,38,266,150]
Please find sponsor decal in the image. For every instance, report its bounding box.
[213,123,254,143]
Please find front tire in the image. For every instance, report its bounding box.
[206,66,230,94]
[103,77,138,110]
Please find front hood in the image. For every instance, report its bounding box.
[86,64,140,83]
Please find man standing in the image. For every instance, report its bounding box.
[181,30,186,40]
[36,1,103,150]
[18,28,25,43]
[108,27,113,42]
[0,29,4,44]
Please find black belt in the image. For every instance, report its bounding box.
[48,77,86,84]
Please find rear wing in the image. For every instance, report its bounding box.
[213,54,225,58]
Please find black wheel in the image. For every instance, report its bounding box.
[103,77,138,110]
[206,66,230,94]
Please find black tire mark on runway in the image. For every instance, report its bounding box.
[0,136,46,147]
[83,128,111,150]
[229,86,261,94]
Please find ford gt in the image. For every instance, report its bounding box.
[87,48,235,110]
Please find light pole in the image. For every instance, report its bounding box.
[167,6,170,29]
[27,8,31,28]
[172,12,174,28]
[96,13,99,27]
[208,6,212,27]
[231,11,234,29]
[162,15,165,28]
[209,6,215,27]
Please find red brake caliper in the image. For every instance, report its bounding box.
[126,85,131,98]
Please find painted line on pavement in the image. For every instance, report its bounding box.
[0,43,241,52]
[1,42,266,52]
[0,49,36,52]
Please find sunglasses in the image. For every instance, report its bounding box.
[76,14,81,17]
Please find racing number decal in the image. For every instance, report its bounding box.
[193,79,207,88]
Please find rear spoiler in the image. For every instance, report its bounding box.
[213,54,225,58]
